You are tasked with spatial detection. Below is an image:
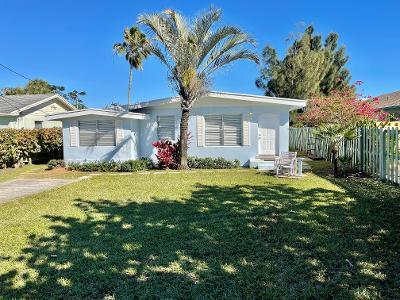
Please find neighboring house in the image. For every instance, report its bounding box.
[0,94,75,129]
[375,91,400,117]
[47,92,306,167]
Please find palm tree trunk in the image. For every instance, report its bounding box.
[128,66,133,106]
[178,108,190,170]
[332,149,339,177]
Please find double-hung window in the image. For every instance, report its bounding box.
[157,116,175,140]
[205,114,242,146]
[79,120,115,146]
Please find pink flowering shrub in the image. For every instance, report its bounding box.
[299,83,389,127]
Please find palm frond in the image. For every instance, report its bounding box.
[147,44,173,71]
[139,8,258,100]
[113,26,150,70]
[193,7,221,43]
[197,26,244,66]
[200,33,257,72]
[205,49,259,74]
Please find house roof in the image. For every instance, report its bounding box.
[375,91,400,109]
[131,91,307,111]
[46,109,149,121]
[0,94,75,116]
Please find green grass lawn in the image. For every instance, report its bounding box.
[0,164,85,182]
[0,164,399,299]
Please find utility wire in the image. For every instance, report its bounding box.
[0,63,52,109]
[0,63,31,80]
[0,62,31,107]
[0,62,74,109]
[0,95,21,110]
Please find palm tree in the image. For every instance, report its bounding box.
[139,8,259,169]
[113,26,150,106]
[314,123,358,177]
[67,90,87,109]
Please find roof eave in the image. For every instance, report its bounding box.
[134,92,307,109]
[46,109,149,121]
[0,112,18,116]
[9,94,75,115]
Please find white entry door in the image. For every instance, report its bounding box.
[258,114,278,155]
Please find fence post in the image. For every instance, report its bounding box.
[379,128,386,181]
[395,128,399,185]
[359,128,364,172]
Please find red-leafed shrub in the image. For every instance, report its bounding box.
[152,140,180,169]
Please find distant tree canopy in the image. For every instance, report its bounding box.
[2,79,65,95]
[256,25,350,99]
[1,79,87,109]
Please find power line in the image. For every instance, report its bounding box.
[0,95,21,110]
[0,63,76,109]
[0,63,31,80]
[0,63,57,108]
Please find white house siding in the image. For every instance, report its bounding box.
[0,99,69,129]
[137,98,290,166]
[19,100,69,129]
[0,116,17,129]
[62,116,140,163]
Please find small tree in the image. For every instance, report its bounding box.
[300,83,389,177]
[139,8,259,169]
[314,124,358,177]
[298,84,388,127]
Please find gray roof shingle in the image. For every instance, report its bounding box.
[0,94,56,114]
[375,91,400,108]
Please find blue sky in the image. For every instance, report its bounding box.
[0,0,399,108]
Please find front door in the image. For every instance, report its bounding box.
[258,114,278,155]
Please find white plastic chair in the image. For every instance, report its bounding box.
[275,152,297,176]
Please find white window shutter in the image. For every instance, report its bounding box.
[242,114,251,146]
[157,116,175,140]
[70,120,79,147]
[196,115,205,147]
[115,120,124,145]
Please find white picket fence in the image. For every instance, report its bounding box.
[289,127,400,185]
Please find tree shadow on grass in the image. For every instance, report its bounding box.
[1,180,399,298]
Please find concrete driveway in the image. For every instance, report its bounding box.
[0,178,84,204]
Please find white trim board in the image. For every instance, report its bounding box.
[46,109,149,121]
[8,94,75,115]
[134,91,307,111]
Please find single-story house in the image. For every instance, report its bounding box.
[47,92,306,167]
[375,91,400,117]
[0,94,75,129]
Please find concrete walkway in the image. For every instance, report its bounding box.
[0,178,86,204]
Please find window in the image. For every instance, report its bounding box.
[157,116,175,140]
[79,120,115,146]
[205,114,242,146]
[34,121,43,129]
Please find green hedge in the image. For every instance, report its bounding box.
[187,157,240,169]
[47,159,65,170]
[50,156,241,172]
[0,128,62,168]
[66,158,151,172]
